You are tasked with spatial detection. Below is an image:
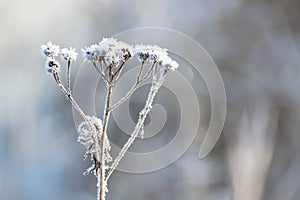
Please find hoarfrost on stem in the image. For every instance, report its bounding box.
[77,116,112,165]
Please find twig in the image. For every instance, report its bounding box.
[137,60,146,82]
[112,62,125,81]
[93,62,109,83]
[110,62,156,111]
[53,71,101,167]
[67,60,71,93]
[105,72,166,181]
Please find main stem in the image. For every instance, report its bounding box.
[99,69,113,200]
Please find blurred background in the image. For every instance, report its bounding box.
[1,0,300,199]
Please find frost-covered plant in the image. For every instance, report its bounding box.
[40,38,178,200]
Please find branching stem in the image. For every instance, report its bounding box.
[110,62,156,111]
[93,62,109,84]
[105,72,166,181]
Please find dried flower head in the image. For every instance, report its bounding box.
[41,41,60,58]
[82,38,133,67]
[134,44,168,63]
[134,44,178,72]
[81,44,100,62]
[60,48,78,61]
[45,58,60,73]
[159,55,179,72]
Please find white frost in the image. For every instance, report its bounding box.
[41,41,60,58]
[77,116,112,163]
[45,57,60,73]
[60,47,78,61]
[82,38,133,66]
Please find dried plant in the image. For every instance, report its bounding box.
[40,38,178,200]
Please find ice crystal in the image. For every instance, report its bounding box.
[133,44,178,72]
[60,47,78,61]
[77,116,112,163]
[45,57,60,73]
[77,116,103,149]
[81,44,100,62]
[159,55,179,72]
[133,44,168,63]
[139,125,145,139]
[41,41,60,58]
[82,38,133,66]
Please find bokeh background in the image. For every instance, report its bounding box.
[1,0,300,199]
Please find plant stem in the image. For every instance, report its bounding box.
[67,60,71,93]
[99,67,113,200]
[105,74,165,181]
[93,62,109,83]
[53,72,101,164]
[110,62,156,111]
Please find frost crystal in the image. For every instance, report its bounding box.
[45,58,60,73]
[77,116,103,149]
[60,48,78,61]
[41,41,60,58]
[77,116,112,163]
[133,44,178,72]
[159,55,179,72]
[133,44,168,63]
[139,125,145,139]
[82,38,133,66]
[81,44,100,62]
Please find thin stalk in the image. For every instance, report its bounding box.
[93,62,109,83]
[112,62,125,81]
[105,73,166,181]
[141,62,156,82]
[67,60,71,93]
[137,60,146,82]
[101,60,104,73]
[110,62,156,111]
[53,72,101,163]
[99,66,114,200]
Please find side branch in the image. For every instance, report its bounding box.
[93,62,109,83]
[110,62,156,111]
[53,72,101,163]
[67,60,71,93]
[105,73,165,181]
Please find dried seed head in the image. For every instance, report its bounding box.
[60,47,78,61]
[41,41,60,58]
[134,44,168,63]
[82,38,133,67]
[45,58,60,73]
[159,55,179,72]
